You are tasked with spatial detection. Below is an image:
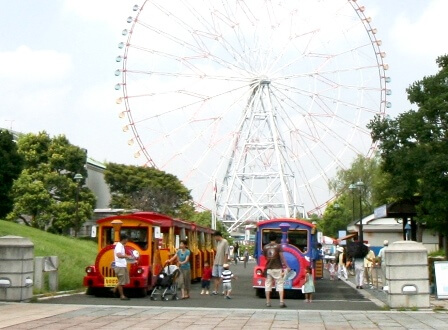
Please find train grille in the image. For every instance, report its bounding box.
[101,266,115,277]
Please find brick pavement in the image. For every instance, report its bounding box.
[1,301,448,329]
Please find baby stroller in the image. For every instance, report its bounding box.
[150,264,180,301]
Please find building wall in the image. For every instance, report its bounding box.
[349,215,441,254]
[76,158,112,237]
[85,159,111,209]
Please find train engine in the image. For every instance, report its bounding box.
[83,215,160,297]
[252,219,317,297]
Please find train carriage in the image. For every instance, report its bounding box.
[83,211,214,297]
[252,218,318,297]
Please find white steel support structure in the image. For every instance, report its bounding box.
[216,78,302,231]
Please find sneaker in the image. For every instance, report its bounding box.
[200,290,205,295]
[205,290,209,295]
[225,295,231,299]
[212,291,218,295]
[279,302,287,308]
[222,291,225,295]
[266,302,271,307]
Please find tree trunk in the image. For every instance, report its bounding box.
[444,235,448,260]
[416,222,423,242]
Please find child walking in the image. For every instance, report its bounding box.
[201,261,212,295]
[303,266,315,303]
[221,263,237,299]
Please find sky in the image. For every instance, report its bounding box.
[1,0,447,211]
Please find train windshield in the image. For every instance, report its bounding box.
[101,227,149,250]
[262,229,309,253]
[121,228,149,250]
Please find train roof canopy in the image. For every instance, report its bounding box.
[256,218,315,229]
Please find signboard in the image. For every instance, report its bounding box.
[434,261,448,299]
[154,226,161,239]
[374,204,387,219]
[338,230,347,245]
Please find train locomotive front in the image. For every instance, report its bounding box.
[252,218,317,296]
[83,213,166,297]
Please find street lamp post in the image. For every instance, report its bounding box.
[355,181,365,243]
[349,181,365,242]
[349,183,356,223]
[74,173,83,236]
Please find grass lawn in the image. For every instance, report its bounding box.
[0,220,98,293]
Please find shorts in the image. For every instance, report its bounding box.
[201,279,211,289]
[114,267,130,286]
[223,282,232,291]
[180,268,191,291]
[265,269,285,292]
[212,265,224,278]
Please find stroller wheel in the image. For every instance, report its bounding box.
[163,297,169,301]
[172,295,179,300]
[150,296,155,301]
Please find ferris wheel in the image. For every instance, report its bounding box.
[115,0,390,231]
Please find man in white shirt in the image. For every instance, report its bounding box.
[114,234,132,300]
[212,231,229,295]
[377,240,389,289]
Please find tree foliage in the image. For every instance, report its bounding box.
[320,155,385,237]
[7,132,96,235]
[0,130,23,218]
[368,54,448,237]
[104,163,194,218]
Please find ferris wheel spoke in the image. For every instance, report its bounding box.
[127,83,249,125]
[274,80,380,118]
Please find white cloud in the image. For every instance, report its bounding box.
[0,46,73,83]
[391,0,448,57]
[62,0,134,29]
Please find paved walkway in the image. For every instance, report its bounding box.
[1,267,448,329]
[1,302,448,329]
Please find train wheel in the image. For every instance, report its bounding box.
[134,288,147,298]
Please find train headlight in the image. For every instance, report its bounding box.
[136,267,144,274]
[85,266,94,274]
[256,269,263,276]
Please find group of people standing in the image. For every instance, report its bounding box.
[111,231,317,305]
[330,240,389,290]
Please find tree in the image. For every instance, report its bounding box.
[0,130,23,218]
[368,54,448,255]
[319,155,386,237]
[104,163,193,218]
[189,210,229,234]
[8,132,96,234]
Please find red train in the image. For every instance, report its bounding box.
[83,212,215,296]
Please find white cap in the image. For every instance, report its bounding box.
[383,240,389,246]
